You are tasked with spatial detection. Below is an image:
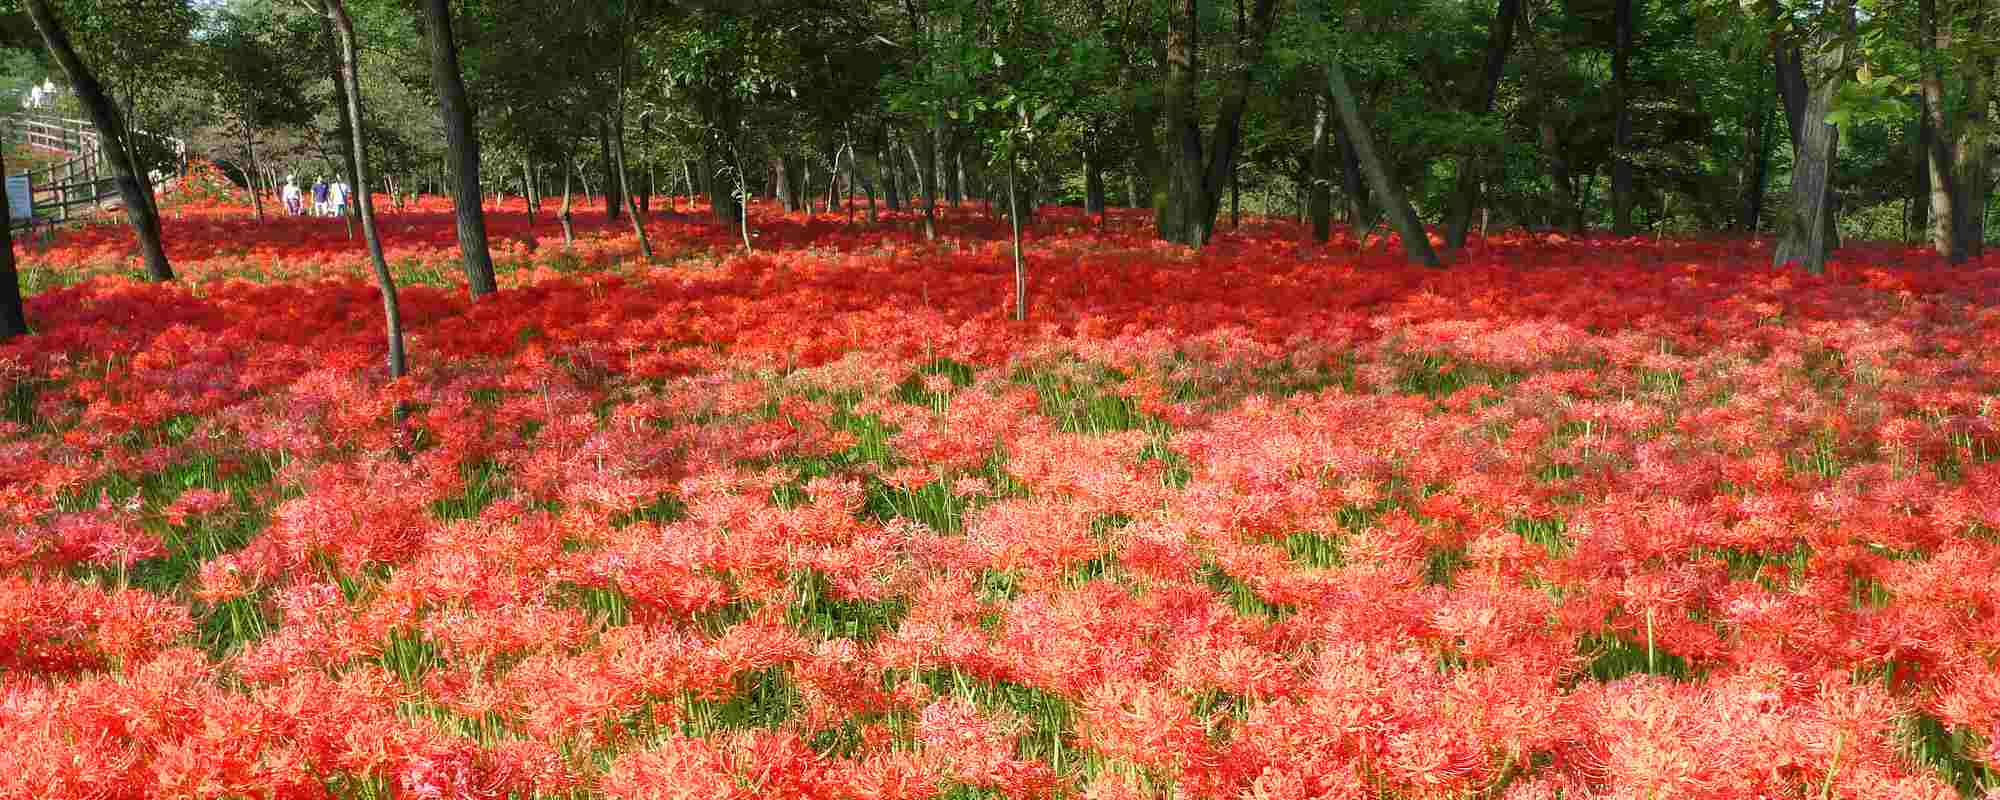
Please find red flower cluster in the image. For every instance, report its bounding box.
[3,201,2000,799]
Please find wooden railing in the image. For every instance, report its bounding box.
[4,113,187,231]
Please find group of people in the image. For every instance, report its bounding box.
[279,176,350,217]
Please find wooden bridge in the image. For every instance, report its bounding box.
[4,113,187,231]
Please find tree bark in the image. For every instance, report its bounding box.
[1444,0,1522,248]
[23,0,172,282]
[559,145,575,246]
[1007,143,1025,321]
[242,104,265,224]
[421,0,497,297]
[1920,0,1960,259]
[599,119,622,222]
[1335,120,1370,229]
[1084,148,1106,215]
[908,133,937,239]
[1772,23,1848,273]
[1326,58,1441,267]
[612,2,651,262]
[522,156,537,224]
[317,0,406,379]
[1609,0,1636,236]
[1952,0,1992,258]
[775,155,795,212]
[1738,92,1770,232]
[1309,92,1332,242]
[1159,0,1280,246]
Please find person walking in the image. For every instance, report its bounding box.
[311,178,329,217]
[282,176,301,216]
[328,179,347,218]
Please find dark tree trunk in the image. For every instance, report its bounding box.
[1444,0,1522,248]
[1309,92,1332,241]
[909,130,938,239]
[1609,0,1637,236]
[599,119,622,222]
[317,0,406,378]
[948,146,965,206]
[242,105,265,224]
[0,147,24,341]
[1084,148,1106,215]
[706,147,740,224]
[1952,0,1992,258]
[1913,105,1931,243]
[775,156,795,212]
[882,139,903,211]
[522,156,537,224]
[612,4,651,262]
[1326,58,1441,267]
[1229,158,1240,228]
[23,0,172,282]
[1335,121,1370,229]
[1159,0,1280,246]
[421,0,496,297]
[1739,93,1771,232]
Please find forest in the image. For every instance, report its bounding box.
[1,1,1999,799]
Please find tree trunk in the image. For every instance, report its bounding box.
[1159,0,1280,246]
[908,134,937,239]
[1738,92,1770,232]
[243,106,265,224]
[1775,26,1841,252]
[599,119,622,222]
[422,0,497,297]
[775,156,795,212]
[1309,92,1332,242]
[318,0,406,378]
[1609,0,1637,236]
[1772,24,1848,273]
[1326,58,1441,267]
[23,0,172,282]
[1335,121,1370,230]
[1912,106,1931,243]
[1920,0,1961,259]
[1229,158,1240,228]
[882,139,903,211]
[1007,144,1025,321]
[706,147,740,224]
[1953,0,1992,258]
[522,156,536,224]
[0,147,25,341]
[1084,148,1106,215]
[559,147,575,247]
[1444,0,1522,248]
[612,5,650,262]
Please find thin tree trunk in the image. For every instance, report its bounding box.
[522,156,536,224]
[1445,0,1522,248]
[1913,105,1931,243]
[599,119,621,222]
[1739,91,1771,232]
[559,146,575,247]
[775,156,795,212]
[1229,158,1240,228]
[318,0,405,378]
[908,135,937,239]
[243,105,265,224]
[1083,148,1106,215]
[1008,143,1025,321]
[422,0,496,297]
[1310,92,1332,241]
[612,4,650,262]
[1920,0,1960,259]
[1325,57,1441,267]
[23,0,172,281]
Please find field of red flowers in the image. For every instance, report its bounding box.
[4,194,2000,799]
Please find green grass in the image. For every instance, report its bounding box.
[1578,629,1692,683]
[429,460,511,521]
[785,569,909,642]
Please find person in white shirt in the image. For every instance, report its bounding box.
[327,180,347,217]
[282,176,301,216]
